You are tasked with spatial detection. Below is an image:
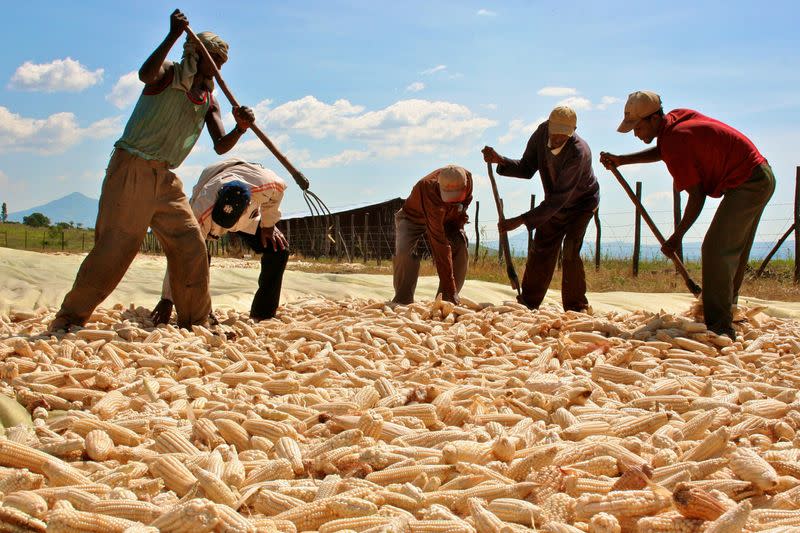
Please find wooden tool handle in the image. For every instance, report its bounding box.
[608,165,701,296]
[184,27,309,190]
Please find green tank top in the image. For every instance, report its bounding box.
[115,80,210,169]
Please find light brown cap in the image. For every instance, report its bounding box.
[548,106,577,136]
[617,91,662,133]
[437,165,469,202]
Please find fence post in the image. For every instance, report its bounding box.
[528,194,535,255]
[672,187,683,264]
[42,231,46,250]
[363,213,369,263]
[795,167,800,283]
[351,214,356,263]
[594,210,601,271]
[757,223,795,277]
[376,212,382,266]
[24,230,27,250]
[82,232,85,252]
[473,201,480,263]
[61,230,65,251]
[334,216,341,259]
[633,181,642,277]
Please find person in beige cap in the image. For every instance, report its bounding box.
[393,165,473,305]
[482,106,600,312]
[600,91,775,339]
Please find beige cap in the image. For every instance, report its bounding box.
[548,106,577,136]
[437,165,469,202]
[617,91,662,132]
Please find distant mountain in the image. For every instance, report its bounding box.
[486,232,795,262]
[8,192,98,228]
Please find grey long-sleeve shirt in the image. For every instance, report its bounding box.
[497,120,599,228]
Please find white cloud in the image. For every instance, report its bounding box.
[643,191,673,208]
[83,116,126,139]
[477,9,497,16]
[106,71,142,109]
[421,65,447,75]
[252,95,495,165]
[483,103,498,110]
[9,58,103,92]
[406,81,425,93]
[539,91,620,112]
[0,106,122,155]
[537,86,578,97]
[306,149,370,169]
[499,117,545,144]
[557,96,593,110]
[597,96,621,110]
[173,164,207,183]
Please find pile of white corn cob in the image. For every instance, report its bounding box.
[0,296,799,532]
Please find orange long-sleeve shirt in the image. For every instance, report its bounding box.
[400,167,473,295]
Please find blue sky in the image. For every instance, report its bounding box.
[1,1,799,248]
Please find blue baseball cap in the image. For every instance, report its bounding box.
[212,180,251,229]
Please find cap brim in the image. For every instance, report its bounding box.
[440,187,466,203]
[617,117,637,133]
[548,123,575,136]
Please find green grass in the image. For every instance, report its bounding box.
[287,251,800,302]
[0,222,95,253]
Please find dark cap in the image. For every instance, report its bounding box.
[211,180,251,229]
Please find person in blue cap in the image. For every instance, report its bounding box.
[152,159,289,324]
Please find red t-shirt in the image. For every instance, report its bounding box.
[657,109,766,198]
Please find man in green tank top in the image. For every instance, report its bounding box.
[50,9,256,331]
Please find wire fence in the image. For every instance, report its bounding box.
[1,209,796,263]
[2,170,798,280]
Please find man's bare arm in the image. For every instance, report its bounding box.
[139,9,188,85]
[206,100,255,154]
[600,146,662,169]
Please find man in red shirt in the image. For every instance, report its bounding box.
[393,165,472,305]
[600,91,775,339]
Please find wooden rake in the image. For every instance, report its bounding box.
[185,26,345,257]
[608,164,701,296]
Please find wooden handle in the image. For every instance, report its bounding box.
[184,27,309,190]
[487,163,521,294]
[608,165,701,295]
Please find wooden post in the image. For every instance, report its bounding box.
[82,232,85,252]
[351,213,356,262]
[24,230,27,249]
[757,223,794,277]
[335,216,342,259]
[473,201,480,263]
[795,167,800,284]
[594,210,601,271]
[363,213,369,263]
[376,212,382,266]
[498,199,504,265]
[528,194,535,255]
[672,187,683,263]
[633,181,642,277]
[42,231,46,250]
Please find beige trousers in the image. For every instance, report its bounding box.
[56,149,211,329]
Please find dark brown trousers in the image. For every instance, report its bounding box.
[519,209,595,312]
